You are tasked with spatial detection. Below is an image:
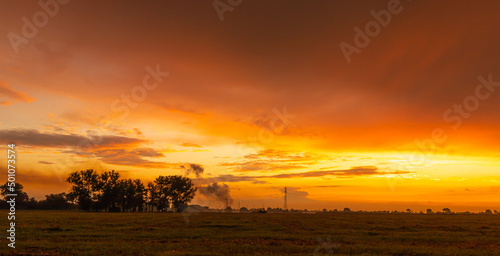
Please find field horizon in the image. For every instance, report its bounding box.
[1,210,499,256]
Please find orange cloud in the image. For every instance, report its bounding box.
[220,149,328,173]
[0,80,36,105]
[180,143,203,148]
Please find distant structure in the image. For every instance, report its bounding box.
[284,186,288,210]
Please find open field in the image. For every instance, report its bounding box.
[1,211,499,256]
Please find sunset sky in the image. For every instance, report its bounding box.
[1,0,500,212]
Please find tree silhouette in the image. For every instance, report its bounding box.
[168,175,196,212]
[147,181,159,212]
[148,176,171,211]
[118,179,146,212]
[97,170,121,212]
[131,179,146,212]
[40,193,71,210]
[146,175,196,212]
[66,169,100,211]
[0,182,29,203]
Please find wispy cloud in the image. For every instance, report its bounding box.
[90,148,170,168]
[203,166,410,184]
[195,174,266,185]
[219,149,328,173]
[180,142,203,148]
[263,166,409,179]
[0,81,36,105]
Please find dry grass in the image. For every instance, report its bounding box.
[1,211,499,255]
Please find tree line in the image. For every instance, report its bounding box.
[1,169,196,212]
[0,182,72,210]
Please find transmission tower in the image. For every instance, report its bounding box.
[284,186,288,210]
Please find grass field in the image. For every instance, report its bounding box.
[1,210,499,256]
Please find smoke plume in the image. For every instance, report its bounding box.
[198,182,233,207]
[182,163,204,178]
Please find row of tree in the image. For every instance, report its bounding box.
[0,183,72,210]
[66,169,196,212]
[1,169,197,212]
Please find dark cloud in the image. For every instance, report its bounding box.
[0,129,146,148]
[38,161,54,165]
[58,147,170,168]
[129,148,164,157]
